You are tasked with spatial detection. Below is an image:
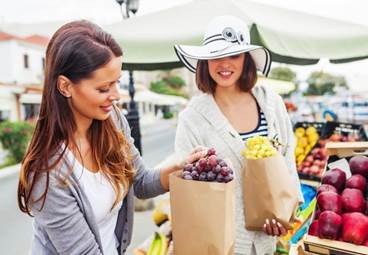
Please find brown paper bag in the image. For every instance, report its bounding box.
[243,151,299,231]
[170,171,235,255]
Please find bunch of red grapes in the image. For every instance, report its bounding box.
[182,148,234,183]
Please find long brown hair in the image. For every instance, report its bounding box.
[18,20,135,216]
[196,52,258,94]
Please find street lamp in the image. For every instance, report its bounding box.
[115,0,142,155]
[116,0,139,19]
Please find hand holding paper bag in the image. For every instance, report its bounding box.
[170,148,235,255]
[241,136,300,231]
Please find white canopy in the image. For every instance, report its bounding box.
[105,0,368,70]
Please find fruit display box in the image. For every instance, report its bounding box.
[294,122,325,133]
[321,122,368,141]
[303,142,368,255]
[295,122,368,182]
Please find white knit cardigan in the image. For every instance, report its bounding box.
[174,84,303,255]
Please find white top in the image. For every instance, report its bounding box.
[66,148,123,255]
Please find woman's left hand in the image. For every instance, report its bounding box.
[263,218,287,236]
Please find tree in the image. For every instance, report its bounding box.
[304,71,348,96]
[163,76,185,89]
[150,76,187,98]
[269,67,297,82]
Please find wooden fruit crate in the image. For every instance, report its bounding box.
[303,142,368,255]
[303,235,368,255]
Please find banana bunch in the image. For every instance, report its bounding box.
[147,232,168,255]
[152,200,170,226]
[241,136,277,160]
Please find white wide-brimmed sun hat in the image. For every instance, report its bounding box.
[174,15,271,76]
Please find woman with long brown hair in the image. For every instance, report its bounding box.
[17,20,205,255]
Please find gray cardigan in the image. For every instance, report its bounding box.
[30,113,166,255]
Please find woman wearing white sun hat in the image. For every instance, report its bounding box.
[174,15,303,255]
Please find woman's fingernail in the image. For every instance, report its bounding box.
[277,222,282,227]
[266,218,270,224]
[272,219,276,225]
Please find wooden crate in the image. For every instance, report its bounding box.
[303,142,368,255]
[304,235,368,255]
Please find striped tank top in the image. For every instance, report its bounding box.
[239,103,268,140]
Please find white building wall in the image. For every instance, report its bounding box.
[0,41,17,84]
[0,40,45,85]
[14,42,45,84]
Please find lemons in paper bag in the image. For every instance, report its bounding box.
[241,136,277,159]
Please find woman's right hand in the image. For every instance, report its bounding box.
[263,218,287,236]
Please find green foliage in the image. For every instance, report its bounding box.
[150,76,187,98]
[269,67,297,82]
[163,76,186,89]
[304,71,348,96]
[0,121,34,164]
[163,111,174,119]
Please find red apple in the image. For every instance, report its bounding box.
[346,174,366,192]
[321,168,347,193]
[305,155,314,163]
[303,167,312,175]
[302,161,312,167]
[311,148,320,155]
[320,148,328,159]
[308,220,319,236]
[319,139,327,147]
[315,206,321,219]
[341,188,366,213]
[317,184,338,196]
[342,212,368,245]
[310,165,320,175]
[318,211,342,240]
[330,134,342,142]
[314,159,322,166]
[349,156,368,177]
[317,191,342,214]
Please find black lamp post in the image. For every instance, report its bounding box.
[116,0,139,19]
[115,0,142,155]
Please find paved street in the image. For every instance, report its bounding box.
[0,117,177,255]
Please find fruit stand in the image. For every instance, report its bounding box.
[302,142,368,255]
[134,122,368,255]
[295,121,367,181]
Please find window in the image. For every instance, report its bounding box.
[23,104,40,120]
[0,110,10,122]
[23,54,29,69]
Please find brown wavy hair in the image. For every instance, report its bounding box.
[196,52,258,94]
[17,20,135,216]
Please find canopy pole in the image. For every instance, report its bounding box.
[126,70,142,155]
